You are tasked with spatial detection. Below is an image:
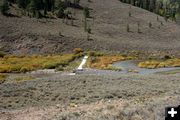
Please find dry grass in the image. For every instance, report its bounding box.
[138,58,180,69]
[0,54,78,73]
[87,55,134,70]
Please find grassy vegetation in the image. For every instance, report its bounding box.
[138,58,180,69]
[2,50,179,72]
[0,73,7,83]
[0,54,80,73]
[87,54,134,70]
[63,60,81,71]
[0,49,135,73]
[0,51,6,58]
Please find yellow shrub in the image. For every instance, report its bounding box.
[0,65,11,73]
[138,58,180,69]
[0,54,77,73]
[73,48,83,54]
[43,62,59,69]
[138,61,159,69]
[88,55,129,70]
[20,66,35,73]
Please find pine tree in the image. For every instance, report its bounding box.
[84,15,87,31]
[83,7,90,18]
[129,11,131,17]
[127,24,130,32]
[57,0,66,10]
[149,21,152,28]
[57,7,64,18]
[74,0,80,5]
[56,0,65,18]
[157,16,159,21]
[17,0,25,8]
[137,22,140,33]
[0,0,9,15]
[43,0,48,15]
[51,0,55,12]
[28,0,37,17]
[87,26,91,40]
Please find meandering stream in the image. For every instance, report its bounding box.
[113,60,180,75]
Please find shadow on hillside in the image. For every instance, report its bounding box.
[4,13,20,18]
[69,3,83,10]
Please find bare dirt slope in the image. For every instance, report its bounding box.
[0,0,180,56]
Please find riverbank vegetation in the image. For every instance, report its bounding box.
[0,49,179,73]
[0,50,134,73]
[0,53,81,73]
[138,58,180,69]
[87,54,135,70]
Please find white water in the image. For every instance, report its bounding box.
[77,56,89,71]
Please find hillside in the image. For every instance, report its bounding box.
[1,1,180,119]
[0,0,180,57]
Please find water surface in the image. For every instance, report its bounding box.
[113,60,180,75]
